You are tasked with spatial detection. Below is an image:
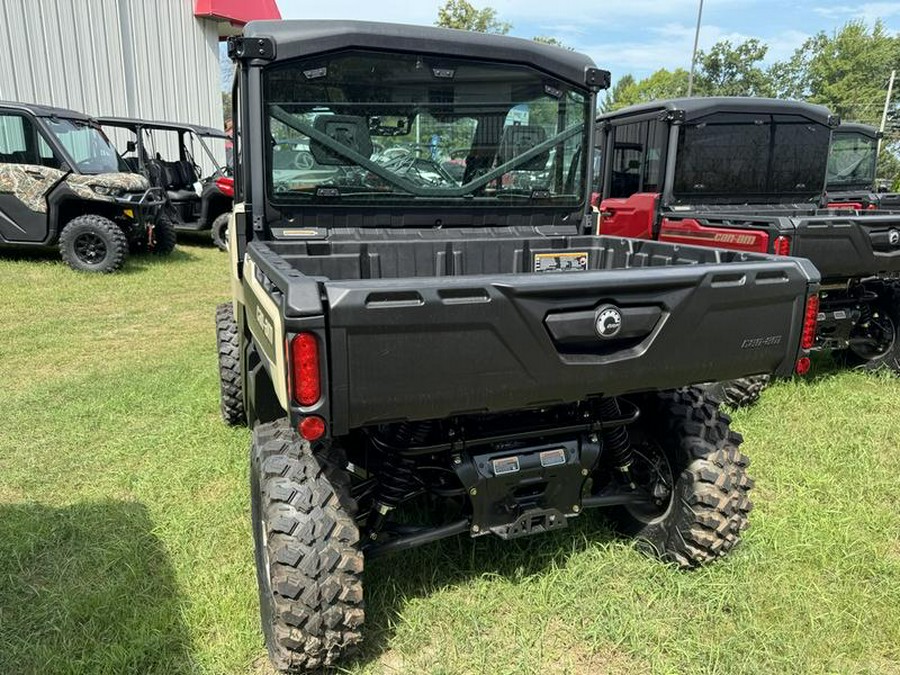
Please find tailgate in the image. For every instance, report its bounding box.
[324,261,816,432]
[792,214,900,280]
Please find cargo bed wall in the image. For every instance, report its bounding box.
[265,233,759,281]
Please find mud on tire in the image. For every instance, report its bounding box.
[251,420,364,672]
[216,302,245,426]
[609,387,754,568]
[58,214,128,273]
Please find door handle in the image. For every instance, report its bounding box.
[24,169,45,179]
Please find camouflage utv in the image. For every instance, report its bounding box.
[0,101,168,272]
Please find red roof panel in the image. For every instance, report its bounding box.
[194,0,281,25]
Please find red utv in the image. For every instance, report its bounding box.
[595,97,900,397]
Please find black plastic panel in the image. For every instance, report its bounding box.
[248,230,818,434]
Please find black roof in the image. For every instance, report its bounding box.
[835,122,881,138]
[97,116,228,138]
[0,100,92,121]
[597,96,838,127]
[241,20,605,89]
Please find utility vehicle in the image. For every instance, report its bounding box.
[825,122,900,210]
[0,101,167,272]
[595,98,900,391]
[221,23,820,671]
[98,117,234,250]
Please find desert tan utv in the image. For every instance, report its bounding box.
[0,101,169,272]
[220,20,821,672]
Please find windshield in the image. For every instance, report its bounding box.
[826,131,877,190]
[46,118,126,174]
[672,112,830,202]
[263,50,589,207]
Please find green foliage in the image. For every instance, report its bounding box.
[600,69,690,112]
[435,0,511,34]
[533,36,573,50]
[694,39,773,97]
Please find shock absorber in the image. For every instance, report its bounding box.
[367,444,426,540]
[597,397,636,488]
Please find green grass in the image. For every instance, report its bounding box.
[1,244,899,675]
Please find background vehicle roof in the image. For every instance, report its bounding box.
[97,116,228,138]
[597,96,837,126]
[240,19,606,89]
[835,122,881,138]
[0,100,92,121]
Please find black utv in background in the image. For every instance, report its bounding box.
[595,98,900,383]
[825,122,900,210]
[0,101,167,272]
[99,117,234,250]
[222,22,820,672]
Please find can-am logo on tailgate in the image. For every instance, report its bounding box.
[595,306,623,338]
[889,229,900,246]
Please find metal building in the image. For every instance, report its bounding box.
[0,0,280,129]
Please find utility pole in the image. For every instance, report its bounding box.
[686,0,704,97]
[878,69,896,157]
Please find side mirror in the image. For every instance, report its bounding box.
[126,140,137,154]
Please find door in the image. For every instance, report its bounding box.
[0,112,64,243]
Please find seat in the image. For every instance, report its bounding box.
[497,124,548,171]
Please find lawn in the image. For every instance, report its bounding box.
[1,243,899,675]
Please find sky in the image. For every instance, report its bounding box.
[271,0,900,85]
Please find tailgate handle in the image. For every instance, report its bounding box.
[545,305,662,346]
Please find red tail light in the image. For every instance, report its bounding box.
[299,416,326,441]
[773,236,791,256]
[291,333,320,406]
[801,294,819,350]
[215,176,234,197]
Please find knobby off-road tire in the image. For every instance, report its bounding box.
[211,212,230,252]
[610,387,754,568]
[251,420,364,672]
[719,375,771,408]
[150,217,177,256]
[58,214,128,273]
[215,302,245,426]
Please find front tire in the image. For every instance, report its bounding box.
[58,214,128,273]
[251,420,364,672]
[149,218,177,256]
[216,302,245,426]
[609,387,754,568]
[211,212,230,252]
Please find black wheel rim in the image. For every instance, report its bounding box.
[625,440,675,524]
[73,232,107,265]
[849,310,896,361]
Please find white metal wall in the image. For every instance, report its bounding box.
[0,0,223,131]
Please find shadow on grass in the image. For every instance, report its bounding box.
[0,500,195,675]
[351,511,618,668]
[0,245,200,272]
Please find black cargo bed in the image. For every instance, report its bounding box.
[251,230,818,433]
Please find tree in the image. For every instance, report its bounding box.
[435,0,511,34]
[769,21,900,184]
[533,36,573,50]
[600,69,690,112]
[694,39,772,97]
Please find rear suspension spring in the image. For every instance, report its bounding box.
[597,397,636,486]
